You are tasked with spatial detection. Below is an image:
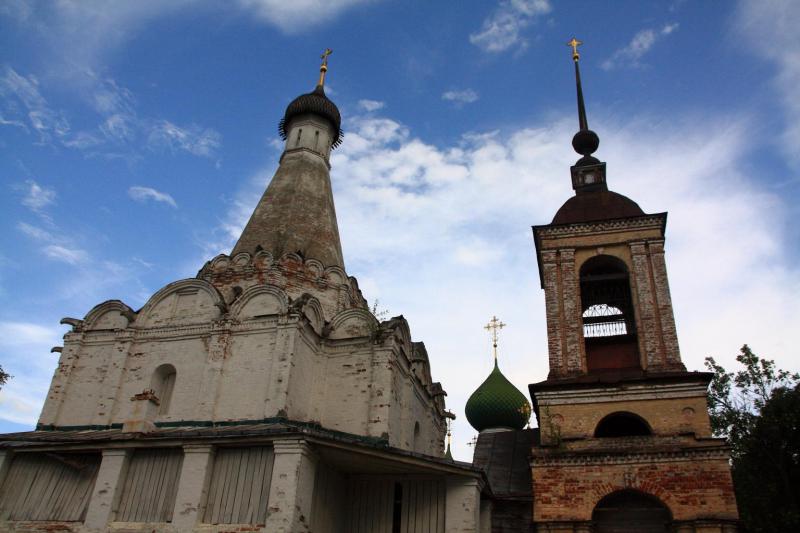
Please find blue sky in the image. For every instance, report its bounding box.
[1,0,798,460]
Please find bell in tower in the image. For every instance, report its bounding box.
[527,39,740,532]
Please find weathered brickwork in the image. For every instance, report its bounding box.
[537,393,713,443]
[532,453,738,522]
[534,215,685,377]
[532,209,738,531]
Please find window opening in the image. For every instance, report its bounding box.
[580,255,641,372]
[295,128,302,147]
[595,412,651,438]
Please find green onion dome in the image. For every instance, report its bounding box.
[465,361,531,432]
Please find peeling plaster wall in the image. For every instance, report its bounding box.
[38,279,447,457]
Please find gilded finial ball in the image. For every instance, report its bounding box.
[572,129,599,156]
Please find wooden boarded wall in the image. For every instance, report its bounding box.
[345,478,395,533]
[202,446,274,525]
[344,478,446,533]
[310,463,347,533]
[399,479,446,533]
[0,452,100,521]
[116,448,183,523]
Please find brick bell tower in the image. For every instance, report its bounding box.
[528,40,739,533]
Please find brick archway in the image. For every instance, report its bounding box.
[592,489,671,533]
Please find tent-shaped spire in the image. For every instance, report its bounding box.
[232,50,345,268]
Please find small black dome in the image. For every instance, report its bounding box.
[278,85,342,149]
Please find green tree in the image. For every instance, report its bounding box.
[0,364,9,391]
[705,345,800,532]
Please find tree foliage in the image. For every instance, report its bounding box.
[705,345,800,532]
[0,364,9,391]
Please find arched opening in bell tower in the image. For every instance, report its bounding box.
[592,490,671,532]
[579,255,641,373]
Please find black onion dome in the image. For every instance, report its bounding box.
[278,85,343,149]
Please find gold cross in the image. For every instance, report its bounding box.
[567,37,583,61]
[318,48,333,86]
[484,315,506,361]
[320,48,332,67]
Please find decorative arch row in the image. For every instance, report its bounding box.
[76,281,331,335]
[202,250,352,288]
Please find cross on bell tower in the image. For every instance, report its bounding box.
[526,38,739,533]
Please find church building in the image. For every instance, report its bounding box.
[0,43,739,533]
[466,41,739,532]
[0,52,490,533]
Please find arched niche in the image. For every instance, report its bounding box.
[595,411,652,438]
[579,255,641,372]
[150,363,177,416]
[592,490,671,532]
[231,285,289,320]
[83,300,136,331]
[138,279,224,328]
[328,308,377,340]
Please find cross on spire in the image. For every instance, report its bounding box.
[318,48,332,87]
[567,37,583,61]
[484,315,506,362]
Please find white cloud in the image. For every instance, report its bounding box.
[442,89,479,106]
[43,244,89,265]
[128,185,178,208]
[602,23,679,70]
[736,0,800,166]
[238,0,375,32]
[0,67,70,143]
[0,321,65,427]
[17,221,54,242]
[0,322,61,347]
[470,0,552,53]
[1,1,374,77]
[17,222,88,265]
[358,99,385,112]
[147,120,221,157]
[20,180,56,212]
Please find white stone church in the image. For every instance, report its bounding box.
[0,58,492,532]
